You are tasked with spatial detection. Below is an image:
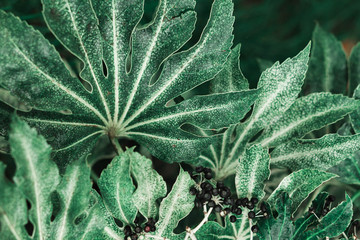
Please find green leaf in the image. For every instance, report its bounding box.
[0,88,31,112]
[0,0,260,166]
[155,167,195,238]
[197,44,310,179]
[98,151,137,224]
[271,133,360,171]
[258,192,294,240]
[196,213,252,240]
[9,115,61,240]
[329,151,360,185]
[267,169,336,214]
[235,144,270,200]
[349,43,360,95]
[210,44,249,93]
[302,194,353,239]
[0,162,30,240]
[350,84,360,134]
[257,92,360,147]
[50,158,92,240]
[130,150,167,219]
[304,24,347,94]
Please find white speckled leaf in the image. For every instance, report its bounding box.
[197,45,310,179]
[258,92,360,147]
[267,169,337,214]
[349,43,360,95]
[0,162,30,240]
[301,194,353,240]
[98,152,137,224]
[9,116,60,240]
[235,144,270,200]
[210,44,249,93]
[271,133,360,171]
[304,24,347,94]
[130,150,167,219]
[154,167,195,238]
[49,159,92,240]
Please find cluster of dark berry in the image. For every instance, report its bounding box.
[189,166,270,233]
[308,195,336,217]
[123,217,156,240]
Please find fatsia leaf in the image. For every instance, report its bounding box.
[50,158,92,240]
[0,162,30,240]
[0,0,261,167]
[329,151,360,185]
[130,150,167,219]
[267,169,336,214]
[210,44,249,93]
[304,24,347,94]
[196,213,252,240]
[154,167,195,238]
[0,88,31,112]
[9,115,61,240]
[350,85,360,134]
[257,92,360,148]
[349,43,360,96]
[301,194,353,240]
[270,133,360,171]
[197,44,310,179]
[258,192,294,240]
[98,151,137,224]
[235,144,270,200]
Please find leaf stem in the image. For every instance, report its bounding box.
[110,137,123,155]
[185,207,213,240]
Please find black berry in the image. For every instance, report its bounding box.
[208,200,216,208]
[224,198,234,205]
[251,197,259,204]
[248,211,256,219]
[124,225,132,236]
[217,181,225,189]
[230,215,237,222]
[214,205,222,213]
[150,226,156,232]
[235,208,242,215]
[220,189,230,198]
[235,199,242,206]
[134,226,142,233]
[223,207,231,214]
[212,188,219,196]
[241,198,249,207]
[247,201,254,209]
[322,207,329,216]
[196,166,204,173]
[205,172,212,180]
[189,187,197,195]
[204,168,212,173]
[131,234,138,240]
[203,193,212,201]
[251,225,259,233]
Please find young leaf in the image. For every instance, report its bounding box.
[9,115,61,240]
[267,169,336,214]
[130,150,167,219]
[210,43,249,93]
[257,92,360,147]
[197,44,310,179]
[98,151,137,224]
[302,194,353,239]
[0,0,259,166]
[155,167,195,238]
[0,162,30,240]
[304,24,347,94]
[258,192,294,240]
[235,144,270,200]
[271,134,360,171]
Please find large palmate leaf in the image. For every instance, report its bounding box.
[304,24,347,94]
[271,133,360,171]
[0,117,122,240]
[257,92,360,148]
[197,44,310,179]
[0,0,259,167]
[235,144,270,200]
[267,169,336,214]
[329,152,360,185]
[349,43,360,95]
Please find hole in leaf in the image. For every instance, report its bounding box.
[102,60,108,77]
[26,199,31,210]
[126,42,132,74]
[24,220,34,237]
[74,212,87,225]
[139,0,159,26]
[149,62,164,85]
[248,129,264,143]
[50,191,61,222]
[114,218,123,228]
